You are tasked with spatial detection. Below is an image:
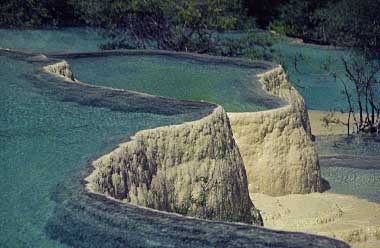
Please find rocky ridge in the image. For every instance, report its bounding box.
[229,65,322,195]
[44,60,263,225]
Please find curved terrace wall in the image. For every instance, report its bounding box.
[229,65,322,196]
[0,48,350,248]
[88,106,262,224]
[43,50,322,198]
[43,60,263,225]
[42,50,321,211]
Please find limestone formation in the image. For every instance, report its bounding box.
[44,60,75,81]
[0,48,351,247]
[44,59,263,224]
[88,107,263,225]
[229,66,322,196]
[42,53,321,223]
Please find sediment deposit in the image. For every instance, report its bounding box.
[308,110,348,136]
[252,192,380,248]
[229,65,322,195]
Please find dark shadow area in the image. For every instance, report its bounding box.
[320,177,331,192]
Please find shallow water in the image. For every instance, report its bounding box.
[316,134,380,157]
[321,167,380,202]
[0,28,355,112]
[0,28,375,247]
[316,135,380,203]
[272,42,351,111]
[68,55,283,112]
[0,54,204,247]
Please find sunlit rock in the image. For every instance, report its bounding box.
[229,65,322,195]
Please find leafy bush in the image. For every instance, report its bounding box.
[0,0,78,27]
[72,0,245,52]
[269,0,332,44]
[211,31,281,60]
[268,20,289,35]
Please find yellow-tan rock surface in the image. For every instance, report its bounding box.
[44,59,263,224]
[251,192,380,248]
[229,66,321,195]
[87,107,262,224]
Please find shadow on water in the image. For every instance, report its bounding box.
[320,178,331,192]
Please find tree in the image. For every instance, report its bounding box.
[72,0,245,52]
[268,0,336,44]
[0,0,51,27]
[245,0,286,27]
[0,0,78,27]
[319,0,380,58]
[319,0,380,134]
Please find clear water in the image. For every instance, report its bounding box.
[68,56,284,112]
[0,54,204,247]
[315,135,380,202]
[0,27,354,112]
[0,28,376,247]
[321,166,380,202]
[273,42,351,111]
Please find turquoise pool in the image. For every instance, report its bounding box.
[0,53,208,247]
[0,28,355,112]
[0,50,348,248]
[68,55,284,112]
[272,42,351,111]
[0,28,374,247]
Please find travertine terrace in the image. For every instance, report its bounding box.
[229,65,321,195]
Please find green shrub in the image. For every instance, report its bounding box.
[268,20,289,35]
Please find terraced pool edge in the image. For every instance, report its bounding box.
[0,48,346,247]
